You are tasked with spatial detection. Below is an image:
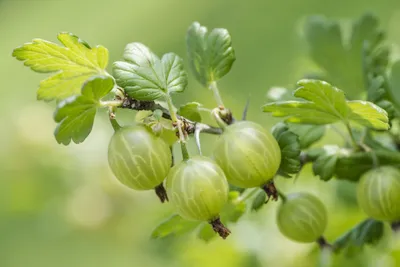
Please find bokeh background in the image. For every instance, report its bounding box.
[2,0,400,266]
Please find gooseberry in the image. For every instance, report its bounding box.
[108,125,172,202]
[166,156,230,238]
[357,166,400,222]
[213,121,281,188]
[277,192,327,243]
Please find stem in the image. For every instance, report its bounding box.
[109,117,121,131]
[344,122,359,149]
[165,94,190,160]
[180,142,190,161]
[212,108,228,130]
[165,95,178,122]
[317,237,333,267]
[234,188,260,204]
[100,100,124,107]
[209,81,224,107]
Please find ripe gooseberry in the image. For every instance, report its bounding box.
[277,192,327,243]
[357,166,400,222]
[108,125,172,202]
[166,156,230,238]
[213,121,281,188]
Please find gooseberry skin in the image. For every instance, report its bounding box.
[166,156,229,221]
[213,121,281,188]
[108,125,171,190]
[277,193,327,243]
[357,166,400,222]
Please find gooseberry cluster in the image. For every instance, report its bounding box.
[12,13,400,257]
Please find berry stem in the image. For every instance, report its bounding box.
[165,94,190,160]
[210,217,231,239]
[209,81,224,107]
[212,108,228,130]
[109,117,121,132]
[154,183,169,203]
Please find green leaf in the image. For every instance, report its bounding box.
[220,191,246,223]
[112,43,187,101]
[12,33,109,101]
[287,124,326,149]
[312,145,342,181]
[53,76,114,145]
[186,22,235,86]
[333,219,384,256]
[272,123,301,177]
[263,79,389,130]
[251,191,267,211]
[177,102,202,122]
[304,14,382,98]
[151,214,200,239]
[197,223,216,242]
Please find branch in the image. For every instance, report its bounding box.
[120,96,222,135]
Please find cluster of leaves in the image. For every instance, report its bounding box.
[12,12,400,256]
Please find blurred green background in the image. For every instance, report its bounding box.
[2,0,400,266]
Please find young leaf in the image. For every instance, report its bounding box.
[177,102,202,122]
[197,223,217,242]
[12,33,109,101]
[186,22,235,86]
[287,124,326,149]
[112,43,188,101]
[151,214,200,239]
[272,123,301,177]
[304,14,382,98]
[263,79,389,130]
[333,219,384,255]
[53,76,114,145]
[312,146,341,181]
[251,190,267,211]
[220,191,246,223]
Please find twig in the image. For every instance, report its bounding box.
[119,96,222,135]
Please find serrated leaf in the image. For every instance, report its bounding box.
[333,219,384,255]
[53,76,114,145]
[186,22,235,86]
[287,124,326,149]
[312,152,339,181]
[177,102,202,122]
[272,123,301,177]
[12,33,109,101]
[151,214,200,239]
[304,14,382,98]
[197,223,216,242]
[263,79,389,130]
[251,191,267,211]
[113,43,187,101]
